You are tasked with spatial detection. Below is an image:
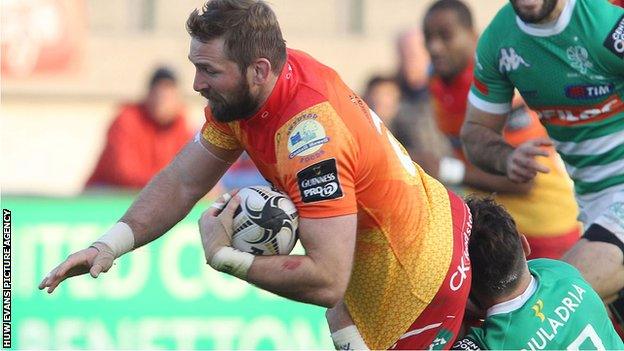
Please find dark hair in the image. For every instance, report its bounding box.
[424,0,474,30]
[365,75,399,94]
[186,0,287,74]
[149,66,177,89]
[466,196,525,299]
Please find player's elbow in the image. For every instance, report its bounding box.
[316,286,345,308]
[459,122,478,155]
[315,274,348,308]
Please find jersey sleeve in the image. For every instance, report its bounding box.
[274,102,358,219]
[469,28,514,115]
[200,107,242,150]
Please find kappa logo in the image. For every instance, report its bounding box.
[566,46,594,74]
[498,48,530,73]
[532,299,546,322]
[604,14,624,58]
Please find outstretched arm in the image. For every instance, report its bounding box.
[122,137,240,247]
[40,136,241,293]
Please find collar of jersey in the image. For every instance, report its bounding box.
[486,274,538,317]
[241,54,299,126]
[515,0,576,37]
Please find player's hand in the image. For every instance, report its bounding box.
[199,192,241,262]
[38,242,116,294]
[506,138,552,183]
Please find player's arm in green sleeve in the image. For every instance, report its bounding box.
[460,31,551,183]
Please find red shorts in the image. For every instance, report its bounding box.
[390,191,472,350]
[525,225,581,260]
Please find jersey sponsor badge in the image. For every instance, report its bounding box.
[531,299,546,322]
[287,116,330,159]
[296,158,343,203]
[565,83,614,100]
[604,14,624,58]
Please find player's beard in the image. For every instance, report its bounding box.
[510,0,558,24]
[202,78,260,123]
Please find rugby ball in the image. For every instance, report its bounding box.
[230,186,299,255]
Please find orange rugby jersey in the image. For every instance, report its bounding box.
[202,49,456,349]
[430,63,579,237]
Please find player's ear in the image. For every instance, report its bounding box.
[250,58,272,85]
[520,234,531,258]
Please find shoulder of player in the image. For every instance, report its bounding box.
[528,258,584,282]
[285,84,360,128]
[479,4,518,46]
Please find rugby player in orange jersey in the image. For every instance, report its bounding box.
[38,1,473,349]
[422,0,581,260]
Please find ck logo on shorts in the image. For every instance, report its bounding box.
[296,159,343,203]
[604,14,624,58]
[450,208,472,291]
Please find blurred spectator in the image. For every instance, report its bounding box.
[363,75,401,124]
[396,29,430,103]
[86,66,192,189]
[392,28,452,171]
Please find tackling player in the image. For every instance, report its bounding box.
[452,196,624,350]
[460,0,624,333]
[422,0,580,260]
[38,0,473,349]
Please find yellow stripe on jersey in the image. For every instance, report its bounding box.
[201,122,241,150]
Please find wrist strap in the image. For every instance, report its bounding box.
[93,222,135,258]
[209,247,254,280]
[331,325,369,350]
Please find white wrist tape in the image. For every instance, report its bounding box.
[209,246,254,280]
[210,193,232,211]
[439,157,466,185]
[331,325,369,350]
[94,222,135,258]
